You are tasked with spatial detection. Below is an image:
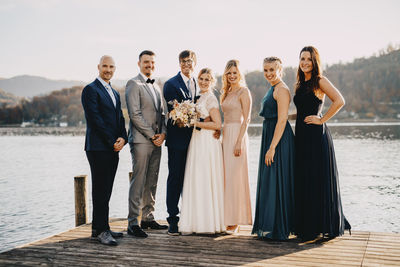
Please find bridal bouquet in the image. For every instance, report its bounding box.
[169,99,210,128]
[168,100,197,128]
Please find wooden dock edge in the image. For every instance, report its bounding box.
[1,218,399,267]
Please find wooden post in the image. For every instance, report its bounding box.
[74,175,88,226]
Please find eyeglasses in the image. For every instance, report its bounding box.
[180,59,194,65]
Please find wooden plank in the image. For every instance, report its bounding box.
[2,218,400,267]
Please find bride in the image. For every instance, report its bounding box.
[179,68,225,235]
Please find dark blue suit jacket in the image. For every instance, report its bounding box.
[163,72,197,150]
[81,79,128,151]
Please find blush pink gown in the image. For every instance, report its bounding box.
[221,88,252,226]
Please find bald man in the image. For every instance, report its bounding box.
[81,55,128,246]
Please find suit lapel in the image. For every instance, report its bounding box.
[176,72,192,100]
[112,88,121,123]
[137,74,159,111]
[113,88,120,109]
[95,79,116,110]
[153,84,161,108]
[193,78,199,103]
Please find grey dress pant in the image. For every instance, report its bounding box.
[128,142,161,226]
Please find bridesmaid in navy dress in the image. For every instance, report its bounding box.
[252,57,295,240]
[294,46,351,241]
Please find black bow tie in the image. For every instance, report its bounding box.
[146,78,155,84]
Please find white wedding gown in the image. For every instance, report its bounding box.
[179,91,225,234]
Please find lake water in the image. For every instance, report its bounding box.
[0,123,399,253]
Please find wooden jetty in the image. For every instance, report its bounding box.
[1,218,399,267]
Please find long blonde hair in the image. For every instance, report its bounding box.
[220,59,246,102]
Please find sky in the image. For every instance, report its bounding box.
[0,0,399,82]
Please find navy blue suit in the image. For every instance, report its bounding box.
[81,78,127,234]
[163,72,197,223]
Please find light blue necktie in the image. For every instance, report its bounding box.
[105,84,116,107]
[187,80,192,98]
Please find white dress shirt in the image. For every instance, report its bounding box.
[97,76,116,107]
[180,72,196,99]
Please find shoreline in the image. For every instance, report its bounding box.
[1,121,400,137]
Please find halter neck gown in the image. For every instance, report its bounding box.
[252,84,295,240]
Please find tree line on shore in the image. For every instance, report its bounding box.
[0,48,399,126]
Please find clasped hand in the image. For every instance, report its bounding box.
[195,116,221,140]
[113,137,125,152]
[151,133,165,147]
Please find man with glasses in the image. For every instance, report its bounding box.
[163,50,198,235]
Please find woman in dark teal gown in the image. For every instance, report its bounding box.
[252,57,295,240]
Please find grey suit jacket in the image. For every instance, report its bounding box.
[125,74,167,144]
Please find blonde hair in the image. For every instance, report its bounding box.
[198,68,216,88]
[220,59,246,102]
[263,57,283,78]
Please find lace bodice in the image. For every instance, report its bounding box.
[196,90,219,118]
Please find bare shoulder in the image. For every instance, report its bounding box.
[319,76,334,87]
[276,82,291,94]
[239,87,252,98]
[274,83,291,101]
[275,82,290,93]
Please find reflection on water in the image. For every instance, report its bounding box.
[0,124,399,253]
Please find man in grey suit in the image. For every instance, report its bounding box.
[125,50,168,238]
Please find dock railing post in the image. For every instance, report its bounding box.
[74,175,88,226]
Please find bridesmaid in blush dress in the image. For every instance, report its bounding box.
[221,60,252,233]
[294,46,351,241]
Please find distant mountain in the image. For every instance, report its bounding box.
[0,75,132,98]
[0,88,20,107]
[0,75,85,98]
[1,47,399,125]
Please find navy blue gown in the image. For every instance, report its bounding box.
[294,80,350,240]
[252,85,295,240]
